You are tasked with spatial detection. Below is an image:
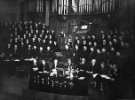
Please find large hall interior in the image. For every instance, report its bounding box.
[0,0,135,100]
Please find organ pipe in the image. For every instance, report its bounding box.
[51,0,120,15]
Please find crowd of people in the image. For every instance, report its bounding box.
[6,21,132,79]
[3,20,134,96]
[7,21,59,59]
[72,29,130,74]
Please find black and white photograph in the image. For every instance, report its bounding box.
[0,0,135,100]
